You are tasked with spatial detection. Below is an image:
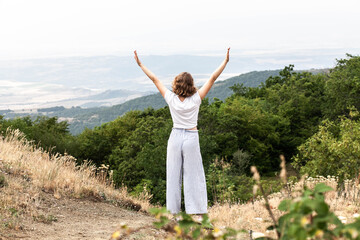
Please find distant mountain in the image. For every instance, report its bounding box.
[1,70,279,134]
[0,88,152,112]
[0,49,346,110]
[50,89,154,108]
[2,69,329,135]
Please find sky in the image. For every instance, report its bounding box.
[0,0,359,60]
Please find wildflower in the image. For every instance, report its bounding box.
[301,216,310,227]
[348,228,359,239]
[111,231,121,240]
[174,225,182,236]
[315,230,324,238]
[212,228,224,238]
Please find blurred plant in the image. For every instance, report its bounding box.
[253,155,360,240]
[149,207,243,240]
[110,207,247,239]
[257,182,360,240]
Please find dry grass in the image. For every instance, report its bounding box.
[208,175,360,238]
[0,129,151,232]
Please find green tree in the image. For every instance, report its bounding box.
[109,109,170,190]
[323,54,360,119]
[244,65,327,158]
[0,116,78,156]
[292,110,360,181]
[217,96,287,172]
[76,110,141,166]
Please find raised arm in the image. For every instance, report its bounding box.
[134,50,167,97]
[198,48,230,100]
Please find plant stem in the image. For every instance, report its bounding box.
[258,183,280,239]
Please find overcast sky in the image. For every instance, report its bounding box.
[0,0,359,60]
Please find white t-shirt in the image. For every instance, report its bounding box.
[164,89,202,129]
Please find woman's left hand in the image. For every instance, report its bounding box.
[225,47,230,63]
[134,50,142,66]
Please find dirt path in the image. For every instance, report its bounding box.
[2,192,164,240]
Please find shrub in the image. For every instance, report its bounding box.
[231,149,251,175]
[0,173,7,188]
[292,110,360,182]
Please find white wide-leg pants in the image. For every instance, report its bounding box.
[166,128,208,214]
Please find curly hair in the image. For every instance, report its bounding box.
[172,72,197,97]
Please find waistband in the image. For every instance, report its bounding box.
[172,127,199,132]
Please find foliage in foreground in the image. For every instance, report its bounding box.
[111,207,243,240]
[268,183,360,240]
[150,208,240,239]
[252,161,360,240]
[110,181,360,240]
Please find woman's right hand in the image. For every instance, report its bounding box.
[133,50,167,97]
[134,50,142,66]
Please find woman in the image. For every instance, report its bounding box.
[134,48,230,216]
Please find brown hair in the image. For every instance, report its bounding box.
[172,72,197,97]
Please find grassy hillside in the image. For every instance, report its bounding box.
[0,130,157,239]
[0,129,151,212]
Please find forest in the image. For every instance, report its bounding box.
[1,54,359,206]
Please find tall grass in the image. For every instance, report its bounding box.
[0,129,151,211]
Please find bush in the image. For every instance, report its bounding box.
[292,110,360,182]
[261,183,360,240]
[206,159,255,204]
[231,149,251,175]
[0,173,7,188]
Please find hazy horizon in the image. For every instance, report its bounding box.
[1,0,359,110]
[1,0,359,60]
[0,48,357,110]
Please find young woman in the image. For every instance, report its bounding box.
[134,48,230,215]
